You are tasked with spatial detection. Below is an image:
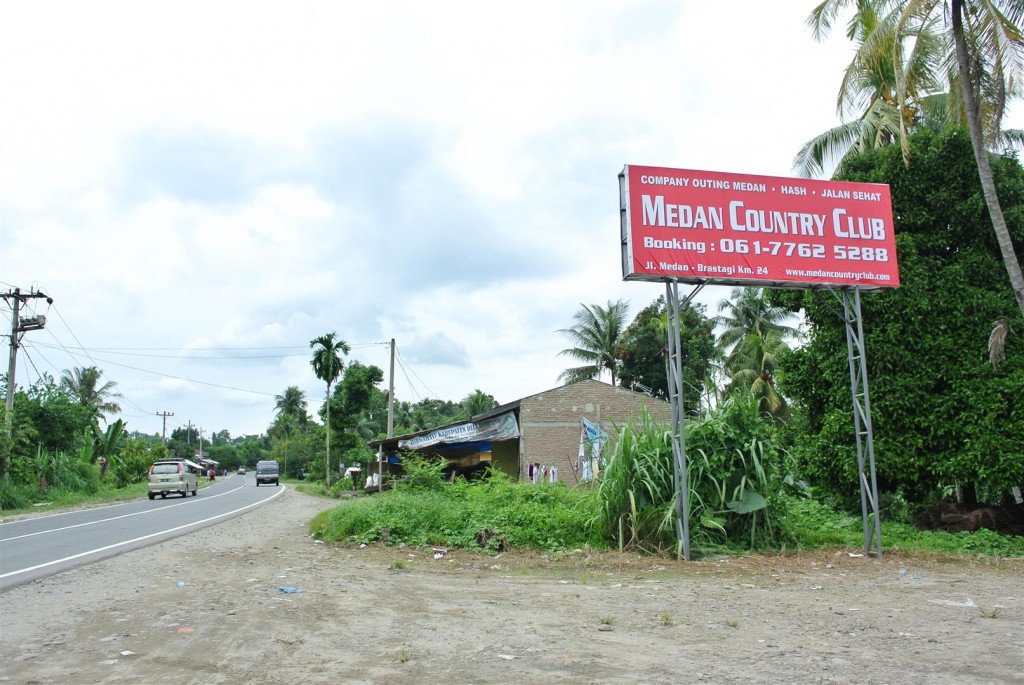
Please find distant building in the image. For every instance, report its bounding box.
[370,379,670,486]
[195,450,219,472]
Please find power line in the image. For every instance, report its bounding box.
[28,342,312,360]
[37,315,153,415]
[394,344,441,402]
[19,346,46,388]
[28,340,388,360]
[48,304,95,367]
[25,343,277,397]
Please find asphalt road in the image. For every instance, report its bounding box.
[0,473,285,592]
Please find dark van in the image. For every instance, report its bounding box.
[255,460,280,487]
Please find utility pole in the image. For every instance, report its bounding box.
[387,338,395,438]
[156,411,174,443]
[378,338,396,493]
[2,288,52,479]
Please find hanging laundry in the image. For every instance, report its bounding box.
[578,417,607,482]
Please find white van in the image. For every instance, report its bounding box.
[148,460,198,499]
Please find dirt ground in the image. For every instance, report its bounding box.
[1,489,1021,685]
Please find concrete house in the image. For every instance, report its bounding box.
[370,379,671,486]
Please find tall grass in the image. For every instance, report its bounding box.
[34,446,95,493]
[595,410,677,553]
[686,396,783,550]
[596,396,788,555]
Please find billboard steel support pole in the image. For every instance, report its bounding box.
[839,288,883,558]
[665,280,703,561]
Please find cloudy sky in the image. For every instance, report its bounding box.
[2,2,1021,439]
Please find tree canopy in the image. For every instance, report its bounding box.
[774,127,1024,503]
[617,296,719,416]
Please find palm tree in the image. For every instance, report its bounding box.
[409,403,432,432]
[310,332,350,486]
[807,0,1024,317]
[724,330,791,418]
[557,300,630,386]
[797,0,947,176]
[274,386,308,427]
[943,0,1024,317]
[715,288,800,356]
[461,389,497,419]
[61,366,122,424]
[715,288,800,417]
[271,412,298,479]
[391,400,414,434]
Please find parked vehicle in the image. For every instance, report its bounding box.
[255,460,280,487]
[148,460,198,499]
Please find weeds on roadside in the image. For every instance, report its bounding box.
[310,465,604,552]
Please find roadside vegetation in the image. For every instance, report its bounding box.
[312,457,604,552]
[310,448,1024,560]
[311,395,1024,560]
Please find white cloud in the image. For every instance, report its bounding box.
[2,1,1020,436]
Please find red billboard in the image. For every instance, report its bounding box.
[619,165,900,290]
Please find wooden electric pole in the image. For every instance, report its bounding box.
[156,411,174,443]
[387,338,395,438]
[2,288,52,479]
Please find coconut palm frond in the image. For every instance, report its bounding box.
[557,300,629,386]
[988,318,1012,369]
[793,120,871,178]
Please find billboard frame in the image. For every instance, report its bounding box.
[659,279,883,561]
[624,165,892,561]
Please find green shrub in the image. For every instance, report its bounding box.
[883,523,1024,557]
[110,440,153,488]
[595,409,677,554]
[778,496,862,547]
[395,454,447,492]
[311,470,604,551]
[0,481,37,510]
[34,447,88,492]
[77,460,101,494]
[330,478,355,496]
[685,395,787,550]
[877,488,914,524]
[780,496,1024,557]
